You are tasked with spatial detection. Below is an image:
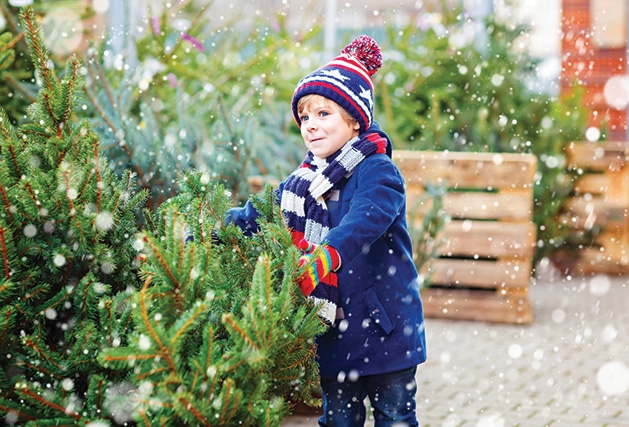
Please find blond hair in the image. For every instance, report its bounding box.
[296,94,357,127]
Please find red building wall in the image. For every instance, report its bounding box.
[561,0,627,140]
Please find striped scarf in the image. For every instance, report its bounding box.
[280,131,387,322]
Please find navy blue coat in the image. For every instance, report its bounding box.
[227,126,427,378]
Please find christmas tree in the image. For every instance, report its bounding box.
[99,176,325,425]
[0,6,148,425]
[1,7,325,426]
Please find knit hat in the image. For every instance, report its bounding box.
[291,35,382,134]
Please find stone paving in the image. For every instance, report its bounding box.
[282,263,629,426]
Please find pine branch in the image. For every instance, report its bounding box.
[18,360,57,382]
[175,396,213,427]
[19,8,54,94]
[75,274,98,320]
[218,378,240,424]
[22,181,44,218]
[16,386,81,421]
[15,282,49,311]
[0,227,10,280]
[0,107,18,149]
[0,401,36,422]
[4,143,22,182]
[92,174,323,423]
[0,32,20,60]
[0,306,16,354]
[86,375,106,419]
[135,366,169,381]
[58,56,81,131]
[143,207,158,236]
[137,276,178,374]
[17,123,51,141]
[93,138,102,212]
[135,410,152,426]
[38,284,73,316]
[140,233,183,310]
[0,183,12,224]
[21,336,61,370]
[75,163,93,205]
[66,323,100,370]
[41,91,57,130]
[222,313,260,351]
[60,169,75,220]
[167,299,208,349]
[99,350,159,367]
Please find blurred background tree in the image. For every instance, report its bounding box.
[372,6,589,266]
[1,0,591,267]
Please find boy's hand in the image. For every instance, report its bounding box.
[296,239,340,296]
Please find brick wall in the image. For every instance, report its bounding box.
[561,0,628,140]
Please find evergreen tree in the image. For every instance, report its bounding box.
[0,7,147,425]
[98,176,326,426]
[80,0,307,209]
[0,8,326,426]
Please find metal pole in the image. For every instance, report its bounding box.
[324,0,337,58]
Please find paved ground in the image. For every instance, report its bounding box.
[282,262,629,426]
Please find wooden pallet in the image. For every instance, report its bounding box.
[393,150,537,324]
[556,141,629,275]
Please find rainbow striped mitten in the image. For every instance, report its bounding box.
[296,239,341,296]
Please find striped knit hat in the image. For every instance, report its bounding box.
[291,35,383,134]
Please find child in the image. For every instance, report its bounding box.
[227,35,426,427]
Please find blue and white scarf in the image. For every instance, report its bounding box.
[280,131,387,322]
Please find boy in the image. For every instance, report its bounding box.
[227,35,426,427]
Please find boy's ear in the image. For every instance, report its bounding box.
[353,121,360,131]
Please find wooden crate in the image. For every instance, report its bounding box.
[393,150,537,324]
[556,141,629,274]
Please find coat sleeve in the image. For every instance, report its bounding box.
[323,155,406,267]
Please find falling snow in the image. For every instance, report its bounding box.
[95,212,114,231]
[2,1,628,426]
[138,334,151,351]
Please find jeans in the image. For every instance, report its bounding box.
[318,366,419,427]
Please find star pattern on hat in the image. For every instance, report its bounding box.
[359,86,373,109]
[321,69,350,82]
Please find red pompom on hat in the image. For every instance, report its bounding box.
[291,35,383,133]
[340,35,382,76]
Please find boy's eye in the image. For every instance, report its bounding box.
[300,115,309,122]
[319,111,329,117]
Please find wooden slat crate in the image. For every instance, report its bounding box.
[556,141,629,274]
[393,150,537,324]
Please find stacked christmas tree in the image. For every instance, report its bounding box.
[0,7,324,426]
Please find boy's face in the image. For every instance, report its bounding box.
[299,98,360,158]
